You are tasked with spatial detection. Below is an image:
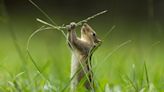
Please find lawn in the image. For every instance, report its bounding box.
[0,1,164,91]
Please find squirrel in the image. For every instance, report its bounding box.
[67,22,101,91]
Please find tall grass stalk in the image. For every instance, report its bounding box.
[94,40,131,76]
[144,61,150,89]
[102,25,116,41]
[125,74,138,91]
[29,0,57,25]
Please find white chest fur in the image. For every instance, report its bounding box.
[70,50,80,91]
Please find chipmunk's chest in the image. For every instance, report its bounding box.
[72,50,88,62]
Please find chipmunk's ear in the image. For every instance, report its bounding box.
[83,23,88,27]
[83,23,90,30]
[83,23,94,32]
[81,23,91,33]
[81,23,87,34]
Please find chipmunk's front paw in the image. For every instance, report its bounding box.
[66,22,77,31]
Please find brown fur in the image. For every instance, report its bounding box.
[67,22,101,91]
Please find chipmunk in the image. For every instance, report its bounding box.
[67,22,101,91]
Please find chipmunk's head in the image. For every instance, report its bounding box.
[81,23,101,46]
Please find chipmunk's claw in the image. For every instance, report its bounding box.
[66,22,77,31]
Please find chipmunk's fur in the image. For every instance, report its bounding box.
[67,22,101,91]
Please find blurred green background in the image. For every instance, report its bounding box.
[0,0,164,91]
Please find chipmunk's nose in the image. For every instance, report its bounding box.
[95,38,102,44]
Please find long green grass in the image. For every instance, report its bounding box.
[0,22,164,91]
[0,1,164,92]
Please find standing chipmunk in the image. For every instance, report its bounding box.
[67,22,101,91]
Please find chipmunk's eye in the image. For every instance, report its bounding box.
[92,33,96,36]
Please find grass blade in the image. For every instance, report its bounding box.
[77,10,108,26]
[27,50,42,74]
[94,40,131,75]
[144,61,150,88]
[125,74,138,91]
[29,0,57,25]
[102,25,116,41]
[103,40,131,62]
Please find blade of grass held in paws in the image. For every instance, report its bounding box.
[36,18,65,29]
[77,10,108,26]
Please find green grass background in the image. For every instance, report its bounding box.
[0,1,164,91]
